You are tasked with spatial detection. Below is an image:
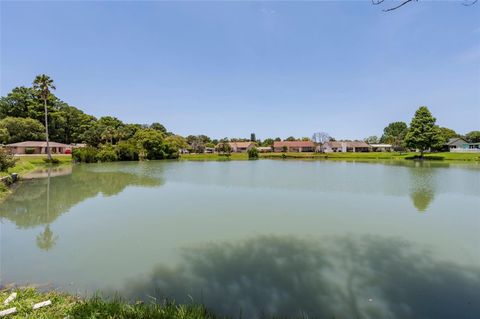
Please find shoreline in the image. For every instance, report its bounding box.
[180,151,480,162]
[0,155,72,202]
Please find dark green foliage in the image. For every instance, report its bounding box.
[116,140,139,161]
[0,117,45,143]
[465,131,480,143]
[404,106,443,156]
[250,133,256,142]
[217,140,232,157]
[96,144,119,162]
[0,148,17,172]
[285,136,296,141]
[248,147,259,159]
[262,138,274,147]
[25,147,35,154]
[380,121,408,148]
[72,147,99,163]
[282,146,288,152]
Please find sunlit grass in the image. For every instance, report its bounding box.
[0,288,219,319]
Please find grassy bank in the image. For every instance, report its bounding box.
[0,288,217,319]
[180,152,480,162]
[0,155,72,200]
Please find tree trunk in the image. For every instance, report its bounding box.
[44,98,52,160]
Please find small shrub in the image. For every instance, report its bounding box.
[248,147,259,159]
[96,145,118,162]
[72,146,98,163]
[0,148,17,172]
[25,147,35,154]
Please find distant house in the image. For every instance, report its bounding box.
[216,142,255,153]
[204,147,215,153]
[322,140,371,153]
[257,146,273,153]
[446,138,480,153]
[369,143,393,152]
[273,141,316,152]
[6,141,71,155]
[445,138,468,151]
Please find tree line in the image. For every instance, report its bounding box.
[1,75,479,164]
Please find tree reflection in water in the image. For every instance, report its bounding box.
[408,161,439,212]
[123,235,480,319]
[0,164,163,251]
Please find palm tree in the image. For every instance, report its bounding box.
[33,74,56,161]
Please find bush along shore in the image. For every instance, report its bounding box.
[0,287,227,319]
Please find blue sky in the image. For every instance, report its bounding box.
[1,1,479,140]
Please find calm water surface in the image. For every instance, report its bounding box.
[1,160,479,318]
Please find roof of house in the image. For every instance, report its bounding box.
[273,141,315,148]
[229,142,254,148]
[257,146,272,150]
[6,141,70,148]
[324,140,371,148]
[369,143,393,148]
[446,137,467,145]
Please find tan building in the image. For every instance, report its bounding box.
[216,141,255,153]
[6,141,71,155]
[322,140,371,153]
[273,141,316,152]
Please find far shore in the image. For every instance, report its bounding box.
[180,151,480,162]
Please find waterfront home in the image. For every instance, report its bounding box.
[322,140,371,153]
[273,141,316,152]
[204,147,215,153]
[257,146,273,153]
[445,138,468,151]
[220,142,255,153]
[369,143,393,152]
[6,141,71,155]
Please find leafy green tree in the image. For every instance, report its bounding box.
[248,147,259,159]
[364,136,379,144]
[164,135,188,151]
[285,136,296,141]
[380,121,408,148]
[0,128,9,144]
[33,74,56,160]
[465,131,480,143]
[250,133,256,142]
[115,140,139,161]
[262,138,274,147]
[217,139,232,157]
[0,148,17,172]
[96,144,119,162]
[404,106,443,157]
[150,122,167,134]
[0,117,45,143]
[0,87,38,119]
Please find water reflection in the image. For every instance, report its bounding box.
[123,235,480,319]
[36,225,58,251]
[408,161,437,212]
[0,164,163,228]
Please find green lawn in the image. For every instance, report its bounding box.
[180,151,480,162]
[0,288,217,319]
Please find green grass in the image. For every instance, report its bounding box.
[180,152,480,162]
[0,288,219,319]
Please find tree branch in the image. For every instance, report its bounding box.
[383,0,415,12]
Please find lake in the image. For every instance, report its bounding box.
[1,160,479,318]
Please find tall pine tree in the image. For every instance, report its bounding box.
[404,106,442,158]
